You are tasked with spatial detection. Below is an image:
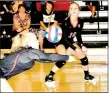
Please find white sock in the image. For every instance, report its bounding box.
[67,56,75,62]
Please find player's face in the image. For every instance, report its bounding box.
[46,3,53,11]
[18,6,26,13]
[69,3,80,17]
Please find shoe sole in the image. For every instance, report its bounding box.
[45,81,56,88]
[84,78,97,85]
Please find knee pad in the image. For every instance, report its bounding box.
[55,61,66,68]
[80,56,88,66]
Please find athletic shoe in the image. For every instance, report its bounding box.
[85,74,95,80]
[45,75,54,82]
[45,75,56,88]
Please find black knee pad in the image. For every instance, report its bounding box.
[80,56,88,66]
[55,61,66,68]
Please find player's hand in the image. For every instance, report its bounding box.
[0,11,4,14]
[40,48,44,52]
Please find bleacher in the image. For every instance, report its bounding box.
[0,1,108,62]
[75,1,108,48]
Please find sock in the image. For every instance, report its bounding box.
[84,71,89,76]
[48,71,55,77]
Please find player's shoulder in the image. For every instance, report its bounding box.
[78,18,84,24]
[78,17,83,21]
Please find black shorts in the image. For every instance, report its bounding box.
[43,38,61,48]
[54,39,71,49]
[43,37,74,50]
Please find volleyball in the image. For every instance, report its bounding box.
[45,25,62,43]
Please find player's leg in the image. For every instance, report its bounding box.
[45,44,67,82]
[67,43,95,81]
[38,30,46,51]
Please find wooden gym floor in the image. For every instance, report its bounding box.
[8,62,107,92]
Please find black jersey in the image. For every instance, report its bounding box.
[61,17,84,50]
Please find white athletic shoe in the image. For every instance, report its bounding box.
[45,81,56,88]
[45,75,56,88]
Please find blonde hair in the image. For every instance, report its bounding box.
[68,2,80,18]
[11,31,39,52]
[11,34,22,52]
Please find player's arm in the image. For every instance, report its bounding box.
[13,15,23,32]
[40,21,47,31]
[62,19,77,50]
[39,12,47,31]
[22,15,31,30]
[29,49,75,62]
[76,20,84,48]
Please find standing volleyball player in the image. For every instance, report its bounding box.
[38,1,59,51]
[45,2,95,83]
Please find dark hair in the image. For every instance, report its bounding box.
[45,1,54,9]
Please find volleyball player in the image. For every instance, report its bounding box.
[0,31,74,92]
[45,2,95,84]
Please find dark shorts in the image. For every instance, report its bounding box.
[53,39,71,49]
[43,35,74,49]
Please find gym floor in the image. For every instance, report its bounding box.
[8,62,107,92]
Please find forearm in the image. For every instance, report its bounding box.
[63,31,76,50]
[23,19,31,30]
[35,54,69,63]
[76,32,84,48]
[22,24,30,30]
[3,5,9,12]
[40,21,47,31]
[14,25,29,32]
[14,26,23,32]
[38,53,75,63]
[30,49,69,62]
[13,20,23,32]
[53,21,59,27]
[46,54,69,62]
